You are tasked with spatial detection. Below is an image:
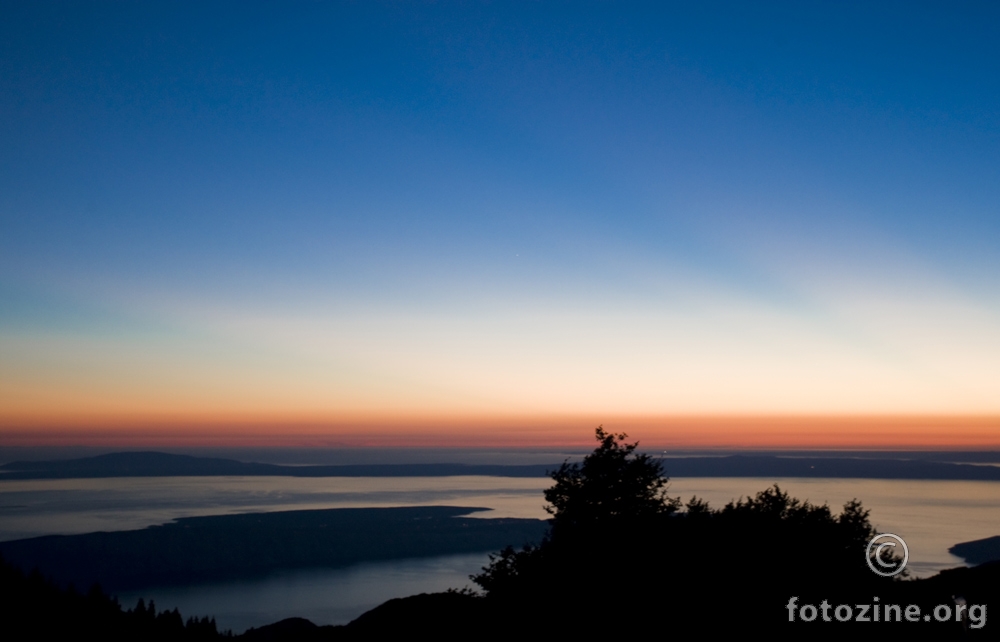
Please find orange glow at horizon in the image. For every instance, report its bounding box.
[1,414,998,450]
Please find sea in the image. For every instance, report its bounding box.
[2,475,998,633]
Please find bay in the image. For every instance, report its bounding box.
[115,553,489,635]
[3,474,999,631]
[0,475,551,541]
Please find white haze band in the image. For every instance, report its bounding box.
[786,596,986,629]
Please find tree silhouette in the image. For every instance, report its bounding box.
[0,554,227,641]
[471,426,913,638]
[473,426,684,610]
[544,426,680,540]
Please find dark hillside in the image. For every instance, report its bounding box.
[0,506,547,591]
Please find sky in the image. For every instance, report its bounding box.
[1,2,999,448]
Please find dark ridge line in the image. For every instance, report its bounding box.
[3,450,1000,480]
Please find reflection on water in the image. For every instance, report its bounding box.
[0,476,1000,631]
[115,553,489,634]
[0,475,551,541]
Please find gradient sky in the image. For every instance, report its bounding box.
[2,2,999,447]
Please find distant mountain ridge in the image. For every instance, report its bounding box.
[0,451,554,479]
[3,450,1000,480]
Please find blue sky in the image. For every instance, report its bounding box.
[1,2,999,441]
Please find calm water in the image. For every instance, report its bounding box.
[115,553,489,634]
[2,475,999,631]
[0,475,551,541]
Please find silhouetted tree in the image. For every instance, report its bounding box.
[0,554,230,641]
[473,427,687,628]
[544,426,680,539]
[471,426,921,638]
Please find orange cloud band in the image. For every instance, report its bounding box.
[1,414,998,449]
